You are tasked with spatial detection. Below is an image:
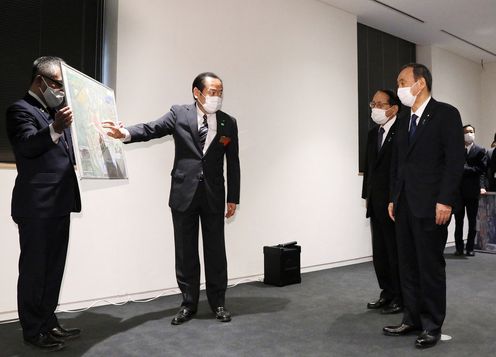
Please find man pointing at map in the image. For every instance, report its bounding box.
[104,72,241,326]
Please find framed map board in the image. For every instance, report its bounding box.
[61,63,127,179]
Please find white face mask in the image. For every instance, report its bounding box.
[464,132,475,144]
[40,77,65,108]
[397,81,419,107]
[371,108,389,125]
[199,92,222,114]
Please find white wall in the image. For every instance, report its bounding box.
[431,47,483,131]
[418,45,483,130]
[0,168,19,320]
[480,62,496,148]
[0,0,369,321]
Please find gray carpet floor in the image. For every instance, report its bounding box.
[1,247,495,357]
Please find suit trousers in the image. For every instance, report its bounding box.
[171,181,227,311]
[15,215,70,338]
[454,197,479,253]
[370,213,401,303]
[395,194,448,333]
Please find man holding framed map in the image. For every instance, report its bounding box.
[6,56,81,352]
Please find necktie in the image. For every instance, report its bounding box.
[377,127,385,152]
[199,114,208,150]
[409,114,418,142]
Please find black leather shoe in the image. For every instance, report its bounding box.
[214,307,232,322]
[367,297,389,309]
[50,325,81,340]
[171,307,196,325]
[466,251,475,257]
[415,330,441,349]
[383,323,418,336]
[453,251,464,256]
[24,332,65,351]
[381,302,403,314]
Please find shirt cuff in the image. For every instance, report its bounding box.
[49,124,63,143]
[121,128,131,142]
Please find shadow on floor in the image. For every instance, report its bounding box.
[0,295,289,357]
[194,295,290,319]
[0,306,177,357]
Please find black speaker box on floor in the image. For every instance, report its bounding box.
[263,242,301,286]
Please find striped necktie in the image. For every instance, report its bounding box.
[199,114,208,150]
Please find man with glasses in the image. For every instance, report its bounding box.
[104,72,240,326]
[6,56,81,351]
[362,90,402,315]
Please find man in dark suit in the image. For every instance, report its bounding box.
[454,125,487,256]
[362,89,402,314]
[384,63,464,349]
[104,72,240,325]
[6,56,82,351]
[487,134,496,191]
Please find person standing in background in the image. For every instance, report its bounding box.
[362,89,402,315]
[487,133,496,191]
[384,63,464,349]
[454,125,487,256]
[6,56,81,352]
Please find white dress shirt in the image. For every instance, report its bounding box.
[28,90,62,144]
[465,142,474,154]
[196,104,217,154]
[409,95,432,130]
[380,116,396,147]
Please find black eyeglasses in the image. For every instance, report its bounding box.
[41,75,64,88]
[369,101,391,109]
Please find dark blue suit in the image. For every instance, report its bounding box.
[6,93,81,338]
[454,144,487,253]
[126,103,240,310]
[390,98,464,333]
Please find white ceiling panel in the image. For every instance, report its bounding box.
[317,0,496,63]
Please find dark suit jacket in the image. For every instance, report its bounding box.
[487,148,496,191]
[390,98,465,218]
[461,144,486,199]
[362,120,397,218]
[6,94,81,218]
[127,103,240,213]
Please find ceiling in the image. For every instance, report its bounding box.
[318,0,496,64]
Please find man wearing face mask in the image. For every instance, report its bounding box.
[362,89,402,315]
[454,125,487,256]
[103,72,240,325]
[384,63,465,349]
[6,56,81,351]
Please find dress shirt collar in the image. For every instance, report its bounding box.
[196,103,215,125]
[28,90,47,110]
[410,95,431,120]
[465,142,474,152]
[381,116,396,133]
